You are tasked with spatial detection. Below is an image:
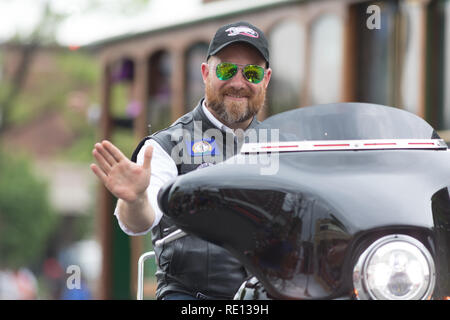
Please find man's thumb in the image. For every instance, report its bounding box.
[142,145,153,170]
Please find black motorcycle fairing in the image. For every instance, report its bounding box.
[159,148,450,299]
[431,187,450,299]
[157,103,450,299]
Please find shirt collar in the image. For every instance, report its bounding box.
[201,100,234,134]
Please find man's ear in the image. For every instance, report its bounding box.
[201,62,210,84]
[263,68,272,90]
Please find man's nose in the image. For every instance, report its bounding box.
[228,69,247,89]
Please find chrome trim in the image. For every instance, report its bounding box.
[155,229,187,247]
[137,251,155,300]
[241,139,447,154]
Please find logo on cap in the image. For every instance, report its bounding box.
[225,26,259,38]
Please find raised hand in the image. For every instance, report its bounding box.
[90,140,153,203]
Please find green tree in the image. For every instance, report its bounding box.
[0,1,66,134]
[0,0,151,133]
[0,149,58,269]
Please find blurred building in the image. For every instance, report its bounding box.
[88,0,450,299]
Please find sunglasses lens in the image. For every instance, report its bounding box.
[243,65,264,84]
[216,63,237,81]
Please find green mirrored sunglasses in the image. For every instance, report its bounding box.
[215,62,265,84]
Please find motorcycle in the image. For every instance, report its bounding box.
[138,102,450,300]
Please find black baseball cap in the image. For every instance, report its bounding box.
[206,21,270,67]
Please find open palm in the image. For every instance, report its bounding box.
[90,140,153,203]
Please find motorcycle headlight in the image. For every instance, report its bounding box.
[353,234,436,300]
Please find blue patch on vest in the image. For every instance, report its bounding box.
[186,139,219,156]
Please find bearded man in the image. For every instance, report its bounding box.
[90,21,272,300]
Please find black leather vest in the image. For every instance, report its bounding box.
[131,99,260,299]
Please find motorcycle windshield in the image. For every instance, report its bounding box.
[261,103,440,141]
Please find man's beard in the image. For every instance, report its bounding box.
[205,81,266,126]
